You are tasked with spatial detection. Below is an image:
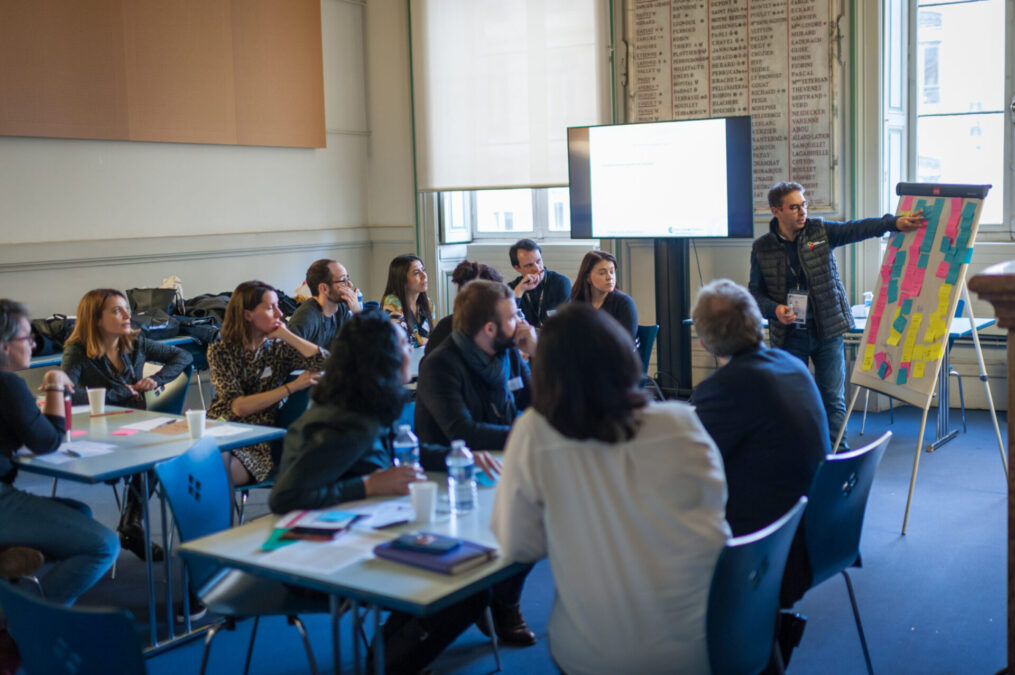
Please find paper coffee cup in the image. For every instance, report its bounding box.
[409,481,438,524]
[86,388,106,415]
[186,409,206,439]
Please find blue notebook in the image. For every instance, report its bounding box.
[373,535,497,575]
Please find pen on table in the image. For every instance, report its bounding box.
[90,410,134,418]
[64,449,82,458]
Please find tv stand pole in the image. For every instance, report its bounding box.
[654,238,692,398]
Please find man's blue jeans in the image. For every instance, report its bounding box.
[0,483,120,605]
[780,329,847,446]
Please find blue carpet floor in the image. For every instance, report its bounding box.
[16,405,1008,673]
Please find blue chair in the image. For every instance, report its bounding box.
[802,431,892,675]
[0,580,146,675]
[234,379,311,524]
[635,324,663,399]
[707,497,808,675]
[144,365,194,415]
[155,437,330,675]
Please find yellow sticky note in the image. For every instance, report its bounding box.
[862,344,875,371]
[902,314,922,363]
[913,361,926,379]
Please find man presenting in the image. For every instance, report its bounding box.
[750,182,925,448]
[507,239,571,328]
[289,259,362,349]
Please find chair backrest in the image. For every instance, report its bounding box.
[277,381,311,429]
[707,497,807,675]
[635,324,659,375]
[0,580,146,675]
[144,365,194,415]
[804,431,892,589]
[153,436,231,591]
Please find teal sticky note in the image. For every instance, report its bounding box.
[893,315,908,332]
[878,362,889,379]
[918,253,929,268]
[888,280,899,303]
[901,298,913,314]
[892,233,905,249]
[897,368,908,385]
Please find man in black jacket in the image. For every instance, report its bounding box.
[415,279,539,646]
[749,182,925,448]
[416,280,535,451]
[507,239,571,328]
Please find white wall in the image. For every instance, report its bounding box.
[0,0,374,315]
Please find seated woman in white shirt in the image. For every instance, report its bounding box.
[490,304,730,675]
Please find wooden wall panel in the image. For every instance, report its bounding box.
[0,0,325,148]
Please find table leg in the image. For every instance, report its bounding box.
[140,472,158,647]
[331,595,342,674]
[373,606,384,675]
[161,490,175,640]
[353,600,362,675]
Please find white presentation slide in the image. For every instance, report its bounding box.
[588,119,730,237]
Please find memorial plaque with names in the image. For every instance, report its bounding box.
[629,0,837,212]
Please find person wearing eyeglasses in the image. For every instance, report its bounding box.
[508,239,571,328]
[289,259,362,350]
[749,181,926,450]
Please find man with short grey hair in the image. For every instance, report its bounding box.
[691,278,829,665]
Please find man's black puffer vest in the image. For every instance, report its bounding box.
[753,219,853,348]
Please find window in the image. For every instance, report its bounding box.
[439,187,574,242]
[912,0,1009,230]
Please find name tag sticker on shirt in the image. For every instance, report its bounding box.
[507,376,524,392]
[259,366,273,379]
[787,291,808,327]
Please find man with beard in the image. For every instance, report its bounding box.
[415,279,538,647]
[289,259,362,349]
[508,239,571,328]
[416,279,534,451]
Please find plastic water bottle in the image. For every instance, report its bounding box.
[356,288,364,309]
[446,440,477,514]
[392,425,420,469]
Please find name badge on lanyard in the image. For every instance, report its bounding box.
[786,291,808,328]
[507,376,524,392]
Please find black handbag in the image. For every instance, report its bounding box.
[30,314,76,355]
[126,287,183,316]
[130,309,181,340]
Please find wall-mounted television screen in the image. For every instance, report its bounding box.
[568,116,754,239]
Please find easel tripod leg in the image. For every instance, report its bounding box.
[962,285,1008,476]
[902,405,932,534]
[833,386,862,454]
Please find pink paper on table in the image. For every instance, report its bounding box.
[112,428,140,436]
[944,197,962,240]
[70,430,88,438]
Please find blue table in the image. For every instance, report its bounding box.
[12,407,284,650]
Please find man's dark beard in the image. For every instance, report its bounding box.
[493,329,515,355]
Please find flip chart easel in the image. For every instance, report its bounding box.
[833,183,1006,534]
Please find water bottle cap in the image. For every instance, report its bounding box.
[398,424,411,433]
[451,439,464,450]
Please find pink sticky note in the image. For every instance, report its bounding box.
[936,260,950,279]
[112,428,140,436]
[874,351,887,368]
[70,429,88,438]
[945,197,962,240]
[900,195,914,214]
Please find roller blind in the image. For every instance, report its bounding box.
[410,0,606,191]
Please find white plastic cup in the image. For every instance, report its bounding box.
[409,481,438,524]
[186,409,206,440]
[87,388,106,415]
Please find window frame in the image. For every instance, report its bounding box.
[437,187,576,244]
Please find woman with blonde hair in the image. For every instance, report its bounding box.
[62,288,192,561]
[207,280,326,487]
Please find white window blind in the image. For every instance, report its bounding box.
[410,0,607,192]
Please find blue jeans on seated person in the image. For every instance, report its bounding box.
[0,483,120,605]
[780,329,847,448]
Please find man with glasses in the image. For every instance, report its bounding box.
[749,181,925,449]
[508,239,571,328]
[289,259,362,349]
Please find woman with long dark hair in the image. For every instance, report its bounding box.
[570,250,639,340]
[207,280,326,487]
[0,299,119,604]
[382,254,435,349]
[491,303,729,674]
[270,309,498,675]
[62,288,192,561]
